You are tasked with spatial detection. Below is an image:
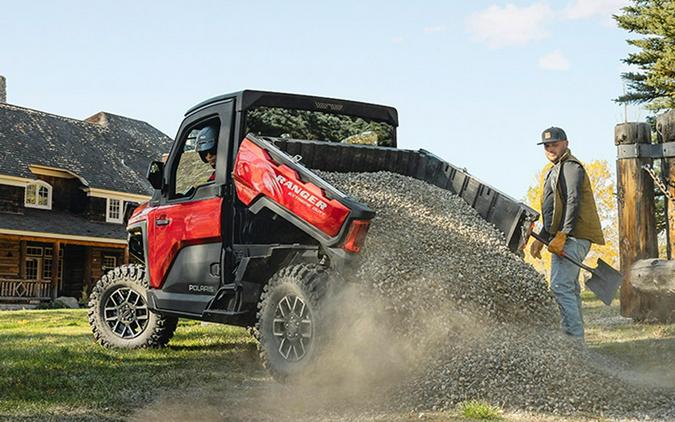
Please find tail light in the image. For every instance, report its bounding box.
[343,220,370,253]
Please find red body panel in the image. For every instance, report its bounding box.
[128,201,150,225]
[146,197,222,288]
[233,138,350,238]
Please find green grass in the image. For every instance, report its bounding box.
[0,309,261,420]
[1,294,672,421]
[582,290,675,390]
[457,400,502,420]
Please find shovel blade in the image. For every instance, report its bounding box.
[585,259,623,306]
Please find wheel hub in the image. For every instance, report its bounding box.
[118,304,135,324]
[285,314,300,337]
[103,287,149,339]
[272,295,312,362]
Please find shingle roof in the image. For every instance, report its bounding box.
[0,104,173,195]
[0,208,128,241]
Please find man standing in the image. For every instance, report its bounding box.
[530,127,605,338]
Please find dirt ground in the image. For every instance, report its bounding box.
[131,294,674,422]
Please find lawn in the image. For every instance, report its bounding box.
[582,291,675,389]
[0,310,261,421]
[0,294,672,421]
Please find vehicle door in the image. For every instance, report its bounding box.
[146,100,234,294]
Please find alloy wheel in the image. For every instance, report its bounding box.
[272,294,313,361]
[103,287,149,339]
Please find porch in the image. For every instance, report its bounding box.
[0,233,129,304]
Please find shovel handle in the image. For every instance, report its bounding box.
[530,232,595,273]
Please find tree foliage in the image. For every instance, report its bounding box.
[614,0,675,111]
[246,107,395,146]
[524,160,619,280]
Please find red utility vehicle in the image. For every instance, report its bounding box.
[88,90,538,380]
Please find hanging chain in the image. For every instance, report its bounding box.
[642,164,675,202]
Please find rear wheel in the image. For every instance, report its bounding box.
[88,264,178,349]
[255,264,331,382]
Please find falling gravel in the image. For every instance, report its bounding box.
[316,171,675,420]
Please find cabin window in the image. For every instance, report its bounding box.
[25,246,43,280]
[106,198,124,224]
[102,255,117,272]
[25,258,40,280]
[43,247,64,282]
[24,180,52,210]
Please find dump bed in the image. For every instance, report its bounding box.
[232,134,375,251]
[267,137,539,253]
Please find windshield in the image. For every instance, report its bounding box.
[245,106,395,147]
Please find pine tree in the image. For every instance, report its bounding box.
[614,0,675,112]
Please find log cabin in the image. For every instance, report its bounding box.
[0,76,171,306]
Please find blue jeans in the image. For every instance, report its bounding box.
[550,236,591,337]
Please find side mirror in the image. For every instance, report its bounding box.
[122,201,139,225]
[146,161,164,190]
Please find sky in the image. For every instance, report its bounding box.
[0,0,645,200]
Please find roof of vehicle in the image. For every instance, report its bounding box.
[185,90,399,127]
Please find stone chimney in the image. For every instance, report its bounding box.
[0,75,5,103]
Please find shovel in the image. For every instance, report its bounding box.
[530,232,623,306]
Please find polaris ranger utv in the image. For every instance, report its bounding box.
[88,90,538,381]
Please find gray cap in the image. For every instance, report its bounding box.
[538,127,567,145]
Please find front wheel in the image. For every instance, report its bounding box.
[88,264,178,349]
[255,264,331,382]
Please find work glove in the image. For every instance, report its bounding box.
[529,238,544,259]
[547,232,567,256]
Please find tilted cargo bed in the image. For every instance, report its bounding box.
[267,137,539,253]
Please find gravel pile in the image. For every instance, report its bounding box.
[321,170,558,332]
[319,171,675,420]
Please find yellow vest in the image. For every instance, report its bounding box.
[540,150,605,245]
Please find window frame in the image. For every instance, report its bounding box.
[105,198,124,224]
[25,257,42,280]
[161,100,234,205]
[43,247,64,282]
[102,255,117,272]
[172,123,220,199]
[24,180,52,210]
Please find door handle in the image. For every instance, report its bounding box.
[155,218,171,226]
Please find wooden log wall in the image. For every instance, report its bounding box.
[615,122,659,318]
[89,248,124,286]
[0,239,20,278]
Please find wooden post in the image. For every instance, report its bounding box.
[615,122,659,318]
[52,241,61,299]
[83,247,92,294]
[18,240,25,279]
[656,110,675,257]
[123,247,130,266]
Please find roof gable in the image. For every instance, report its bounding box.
[0,104,172,195]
